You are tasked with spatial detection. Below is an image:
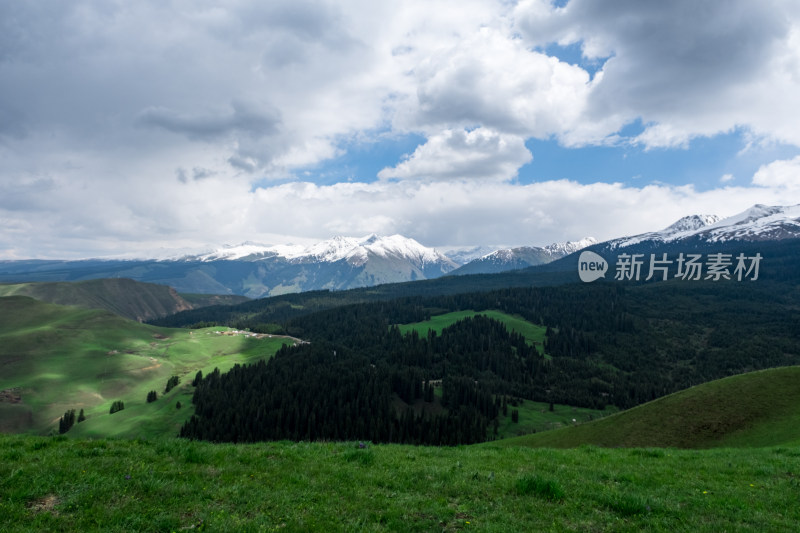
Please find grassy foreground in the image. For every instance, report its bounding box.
[1,435,799,532]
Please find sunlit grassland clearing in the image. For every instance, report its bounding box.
[397,309,550,356]
[0,296,291,437]
[2,435,799,532]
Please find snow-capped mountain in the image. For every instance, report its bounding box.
[608,204,800,249]
[452,238,597,275]
[187,234,456,269]
[161,234,458,297]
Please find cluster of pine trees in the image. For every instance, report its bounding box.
[58,408,85,434]
[181,315,533,444]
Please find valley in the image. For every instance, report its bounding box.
[2,205,800,530]
[0,296,293,437]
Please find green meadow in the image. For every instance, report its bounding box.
[2,435,799,532]
[0,296,291,437]
[397,309,549,356]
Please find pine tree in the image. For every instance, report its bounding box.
[77,409,86,423]
[58,409,76,433]
[165,375,180,393]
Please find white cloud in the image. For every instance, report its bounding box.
[515,0,800,148]
[393,25,591,138]
[752,156,800,190]
[377,128,532,181]
[2,1,800,259]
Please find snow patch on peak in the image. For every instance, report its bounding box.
[443,245,501,265]
[664,215,721,233]
[363,234,447,263]
[543,237,598,256]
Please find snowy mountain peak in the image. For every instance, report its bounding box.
[186,234,456,269]
[542,237,598,256]
[480,237,597,262]
[451,237,596,275]
[610,204,800,248]
[663,214,721,233]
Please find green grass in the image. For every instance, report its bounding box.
[497,366,800,449]
[493,398,617,440]
[1,434,799,532]
[397,310,549,356]
[0,296,291,437]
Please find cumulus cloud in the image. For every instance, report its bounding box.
[377,128,532,181]
[515,0,800,147]
[752,156,800,190]
[394,26,591,138]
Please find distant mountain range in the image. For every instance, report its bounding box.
[450,238,597,275]
[1,204,798,297]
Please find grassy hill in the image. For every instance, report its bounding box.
[0,296,291,437]
[497,366,800,449]
[0,278,248,322]
[2,434,799,532]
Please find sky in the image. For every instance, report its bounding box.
[2,0,800,259]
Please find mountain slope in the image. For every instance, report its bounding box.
[498,366,800,448]
[0,295,288,436]
[0,279,247,321]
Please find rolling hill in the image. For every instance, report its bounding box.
[0,278,248,322]
[498,366,800,449]
[0,295,291,437]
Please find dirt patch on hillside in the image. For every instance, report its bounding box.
[153,333,170,340]
[28,494,59,515]
[0,388,22,403]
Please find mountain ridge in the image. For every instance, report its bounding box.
[607,204,800,249]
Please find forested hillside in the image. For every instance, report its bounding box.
[181,275,800,445]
